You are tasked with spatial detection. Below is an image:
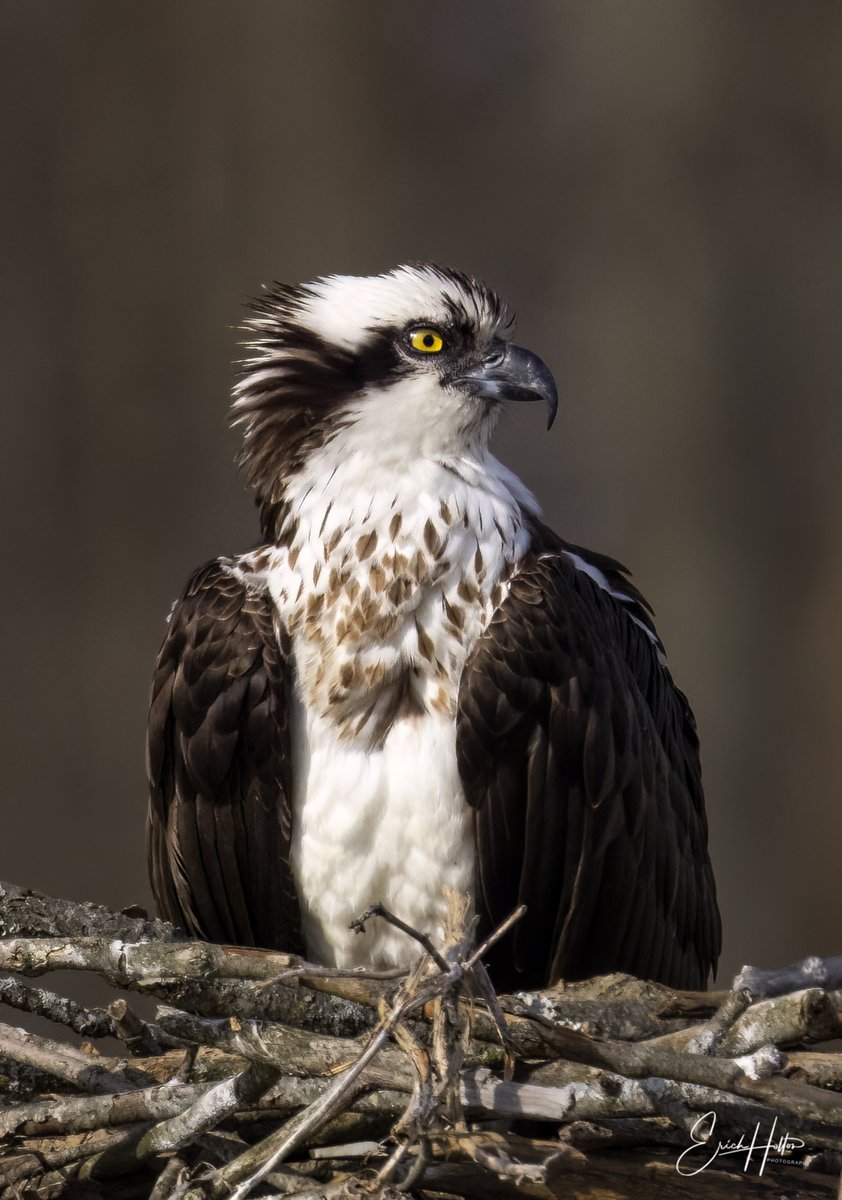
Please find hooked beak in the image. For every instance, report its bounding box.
[452,343,559,430]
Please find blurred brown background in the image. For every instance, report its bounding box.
[1,0,840,986]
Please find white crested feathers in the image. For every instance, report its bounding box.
[296,264,512,353]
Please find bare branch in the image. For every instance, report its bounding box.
[0,1021,153,1094]
[735,955,842,999]
[350,902,450,972]
[0,976,116,1039]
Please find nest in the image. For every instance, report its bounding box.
[0,881,841,1198]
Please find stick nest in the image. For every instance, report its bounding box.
[1,881,841,1199]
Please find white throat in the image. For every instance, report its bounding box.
[265,440,538,743]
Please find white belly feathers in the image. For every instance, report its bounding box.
[233,452,537,967]
[289,703,473,968]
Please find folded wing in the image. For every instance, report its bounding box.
[146,559,302,952]
[457,522,720,990]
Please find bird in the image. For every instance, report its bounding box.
[146,264,720,992]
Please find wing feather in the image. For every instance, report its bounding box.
[146,558,302,953]
[457,522,720,990]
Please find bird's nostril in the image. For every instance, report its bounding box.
[483,349,506,370]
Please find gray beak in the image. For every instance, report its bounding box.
[452,344,559,430]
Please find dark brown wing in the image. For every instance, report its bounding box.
[457,522,720,991]
[146,558,302,952]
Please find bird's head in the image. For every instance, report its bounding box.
[232,264,557,536]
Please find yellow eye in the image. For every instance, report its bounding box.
[409,328,444,354]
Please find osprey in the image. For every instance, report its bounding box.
[147,265,720,990]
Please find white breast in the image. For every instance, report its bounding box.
[289,701,474,967]
[250,451,537,967]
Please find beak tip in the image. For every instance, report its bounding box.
[546,392,559,431]
[454,344,559,430]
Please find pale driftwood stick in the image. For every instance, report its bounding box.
[501,973,723,1042]
[118,1065,278,1166]
[135,974,376,1035]
[267,962,406,985]
[0,1080,206,1138]
[0,880,173,943]
[682,983,753,1054]
[681,976,840,1057]
[149,1153,189,1200]
[0,978,173,1059]
[496,984,841,1069]
[56,1065,282,1186]
[720,987,841,1055]
[155,1005,413,1092]
[0,936,378,1037]
[0,1020,152,1094]
[236,1077,408,1122]
[308,1140,380,1160]
[736,955,842,1000]
[632,986,841,1059]
[0,936,297,984]
[0,976,116,1039]
[787,1050,842,1090]
[108,997,176,1055]
[129,1064,278,1161]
